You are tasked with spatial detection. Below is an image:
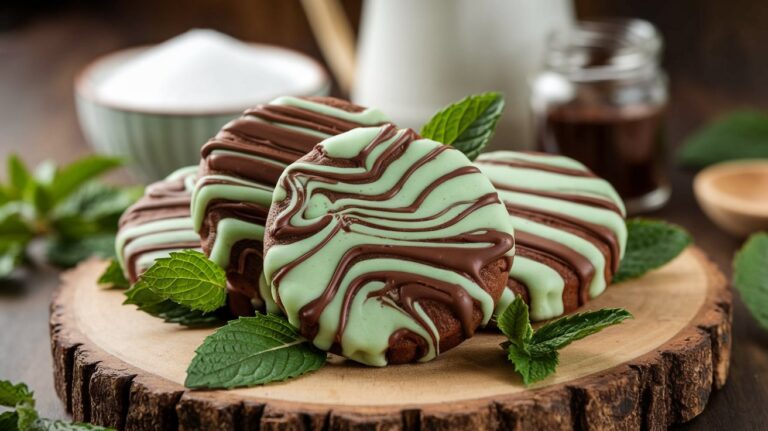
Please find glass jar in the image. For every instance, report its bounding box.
[531,19,669,213]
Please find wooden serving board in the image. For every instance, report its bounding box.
[50,247,731,431]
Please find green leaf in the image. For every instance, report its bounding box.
[497,296,532,345]
[0,381,33,408]
[497,301,632,385]
[132,250,226,313]
[49,156,122,205]
[614,219,691,283]
[420,92,505,160]
[733,233,768,330]
[0,380,36,431]
[52,183,142,239]
[97,260,129,289]
[531,308,633,351]
[45,234,116,268]
[7,155,33,199]
[0,242,25,278]
[32,418,115,431]
[506,343,559,386]
[124,283,222,327]
[0,411,19,431]
[185,314,327,389]
[679,111,768,168]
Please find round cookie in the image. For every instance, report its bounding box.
[262,125,515,366]
[474,151,627,322]
[116,166,201,283]
[191,96,390,314]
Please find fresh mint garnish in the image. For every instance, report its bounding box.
[46,234,116,268]
[124,280,222,327]
[128,250,226,313]
[614,219,692,283]
[733,232,768,330]
[185,314,327,389]
[98,259,129,289]
[420,92,505,161]
[0,154,133,277]
[499,297,632,385]
[0,379,113,430]
[679,111,768,168]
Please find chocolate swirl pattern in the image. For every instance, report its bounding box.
[116,166,201,283]
[191,96,389,313]
[474,151,627,321]
[263,125,515,366]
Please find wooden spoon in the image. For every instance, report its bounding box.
[694,160,768,237]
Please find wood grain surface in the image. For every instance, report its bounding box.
[49,248,730,430]
[1,1,768,430]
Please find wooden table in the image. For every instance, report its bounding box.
[0,7,766,430]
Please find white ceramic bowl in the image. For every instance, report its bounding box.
[75,44,329,182]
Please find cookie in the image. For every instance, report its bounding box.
[191,96,390,314]
[262,125,515,366]
[474,151,627,321]
[116,166,201,283]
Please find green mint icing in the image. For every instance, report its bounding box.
[476,151,627,322]
[263,126,514,366]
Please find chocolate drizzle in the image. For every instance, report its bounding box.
[475,151,627,321]
[194,97,390,315]
[117,167,200,283]
[265,125,515,363]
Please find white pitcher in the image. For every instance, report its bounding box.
[303,0,573,149]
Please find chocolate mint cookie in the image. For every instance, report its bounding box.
[475,151,627,321]
[116,166,201,283]
[191,96,389,315]
[263,125,515,366]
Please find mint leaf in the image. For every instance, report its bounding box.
[186,314,326,389]
[0,380,33,408]
[531,308,633,351]
[124,282,222,327]
[0,242,25,278]
[7,155,33,200]
[131,250,226,313]
[733,233,768,330]
[0,411,18,431]
[506,343,559,386]
[52,183,142,240]
[614,219,691,283]
[49,156,122,206]
[46,234,115,268]
[0,380,37,431]
[98,260,129,289]
[33,418,115,430]
[498,298,631,385]
[497,295,532,344]
[679,111,768,168]
[420,92,505,161]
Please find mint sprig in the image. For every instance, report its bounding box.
[499,297,632,385]
[128,250,227,313]
[734,232,768,330]
[614,219,692,283]
[97,259,129,289]
[420,92,505,161]
[0,154,133,277]
[185,314,327,389]
[679,111,768,168]
[0,379,113,431]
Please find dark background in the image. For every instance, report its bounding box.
[1,1,767,429]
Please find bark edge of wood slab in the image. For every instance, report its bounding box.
[49,247,731,431]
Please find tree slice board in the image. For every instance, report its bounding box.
[50,247,731,431]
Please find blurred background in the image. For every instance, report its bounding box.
[2,0,768,428]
